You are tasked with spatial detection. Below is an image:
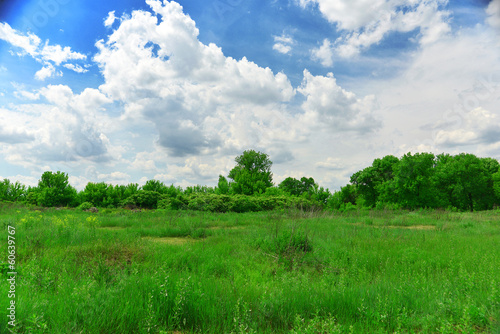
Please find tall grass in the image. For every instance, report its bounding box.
[1,205,499,333]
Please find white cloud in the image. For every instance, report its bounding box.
[0,22,87,79]
[39,42,86,66]
[14,88,40,101]
[352,24,500,165]
[131,151,159,173]
[0,84,117,175]
[0,22,40,56]
[435,108,500,147]
[98,171,130,181]
[311,39,334,67]
[63,63,89,73]
[298,69,380,132]
[300,0,451,59]
[94,0,297,157]
[316,157,345,170]
[486,0,500,29]
[35,64,59,81]
[104,11,117,27]
[272,33,294,54]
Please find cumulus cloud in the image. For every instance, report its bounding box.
[0,84,115,174]
[272,33,294,54]
[298,70,381,132]
[299,0,451,59]
[486,0,500,29]
[0,22,87,80]
[94,0,297,157]
[35,64,60,81]
[104,11,117,27]
[0,126,35,144]
[435,108,500,147]
[311,39,334,67]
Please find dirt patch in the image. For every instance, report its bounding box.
[394,225,436,230]
[351,223,436,230]
[142,236,196,245]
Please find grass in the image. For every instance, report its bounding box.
[0,204,499,333]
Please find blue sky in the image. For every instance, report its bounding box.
[0,0,499,190]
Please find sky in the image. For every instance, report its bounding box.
[0,0,499,191]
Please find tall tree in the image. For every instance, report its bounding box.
[279,176,316,196]
[228,150,273,195]
[391,152,438,209]
[350,155,399,207]
[436,153,490,211]
[37,171,77,207]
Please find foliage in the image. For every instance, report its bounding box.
[123,190,161,209]
[216,175,230,195]
[279,177,316,196]
[36,171,78,207]
[228,149,273,195]
[347,152,500,211]
[1,150,499,213]
[77,201,94,211]
[0,179,26,202]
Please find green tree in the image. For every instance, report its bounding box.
[216,175,230,195]
[228,150,273,195]
[350,155,399,207]
[390,152,438,209]
[0,179,26,202]
[436,153,491,211]
[37,171,78,207]
[81,182,110,207]
[279,177,316,196]
[142,179,167,194]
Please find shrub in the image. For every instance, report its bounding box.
[78,202,93,211]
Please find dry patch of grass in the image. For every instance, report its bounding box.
[384,224,436,230]
[141,236,197,245]
[351,222,436,230]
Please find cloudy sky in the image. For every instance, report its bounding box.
[0,0,499,191]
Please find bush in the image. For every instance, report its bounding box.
[78,202,93,211]
[121,190,161,209]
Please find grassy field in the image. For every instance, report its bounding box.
[1,204,500,333]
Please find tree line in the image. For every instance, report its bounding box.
[1,150,499,212]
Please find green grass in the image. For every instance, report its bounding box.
[1,204,500,333]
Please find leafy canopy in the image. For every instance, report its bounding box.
[228,150,273,195]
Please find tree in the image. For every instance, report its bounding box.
[436,153,491,211]
[228,150,273,195]
[81,182,110,207]
[279,177,316,196]
[0,179,26,202]
[350,155,399,207]
[390,152,438,209]
[142,179,167,194]
[37,171,78,207]
[217,175,230,195]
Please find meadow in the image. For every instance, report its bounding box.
[1,204,499,333]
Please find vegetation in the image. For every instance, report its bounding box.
[2,150,499,213]
[1,205,499,333]
[2,150,500,332]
